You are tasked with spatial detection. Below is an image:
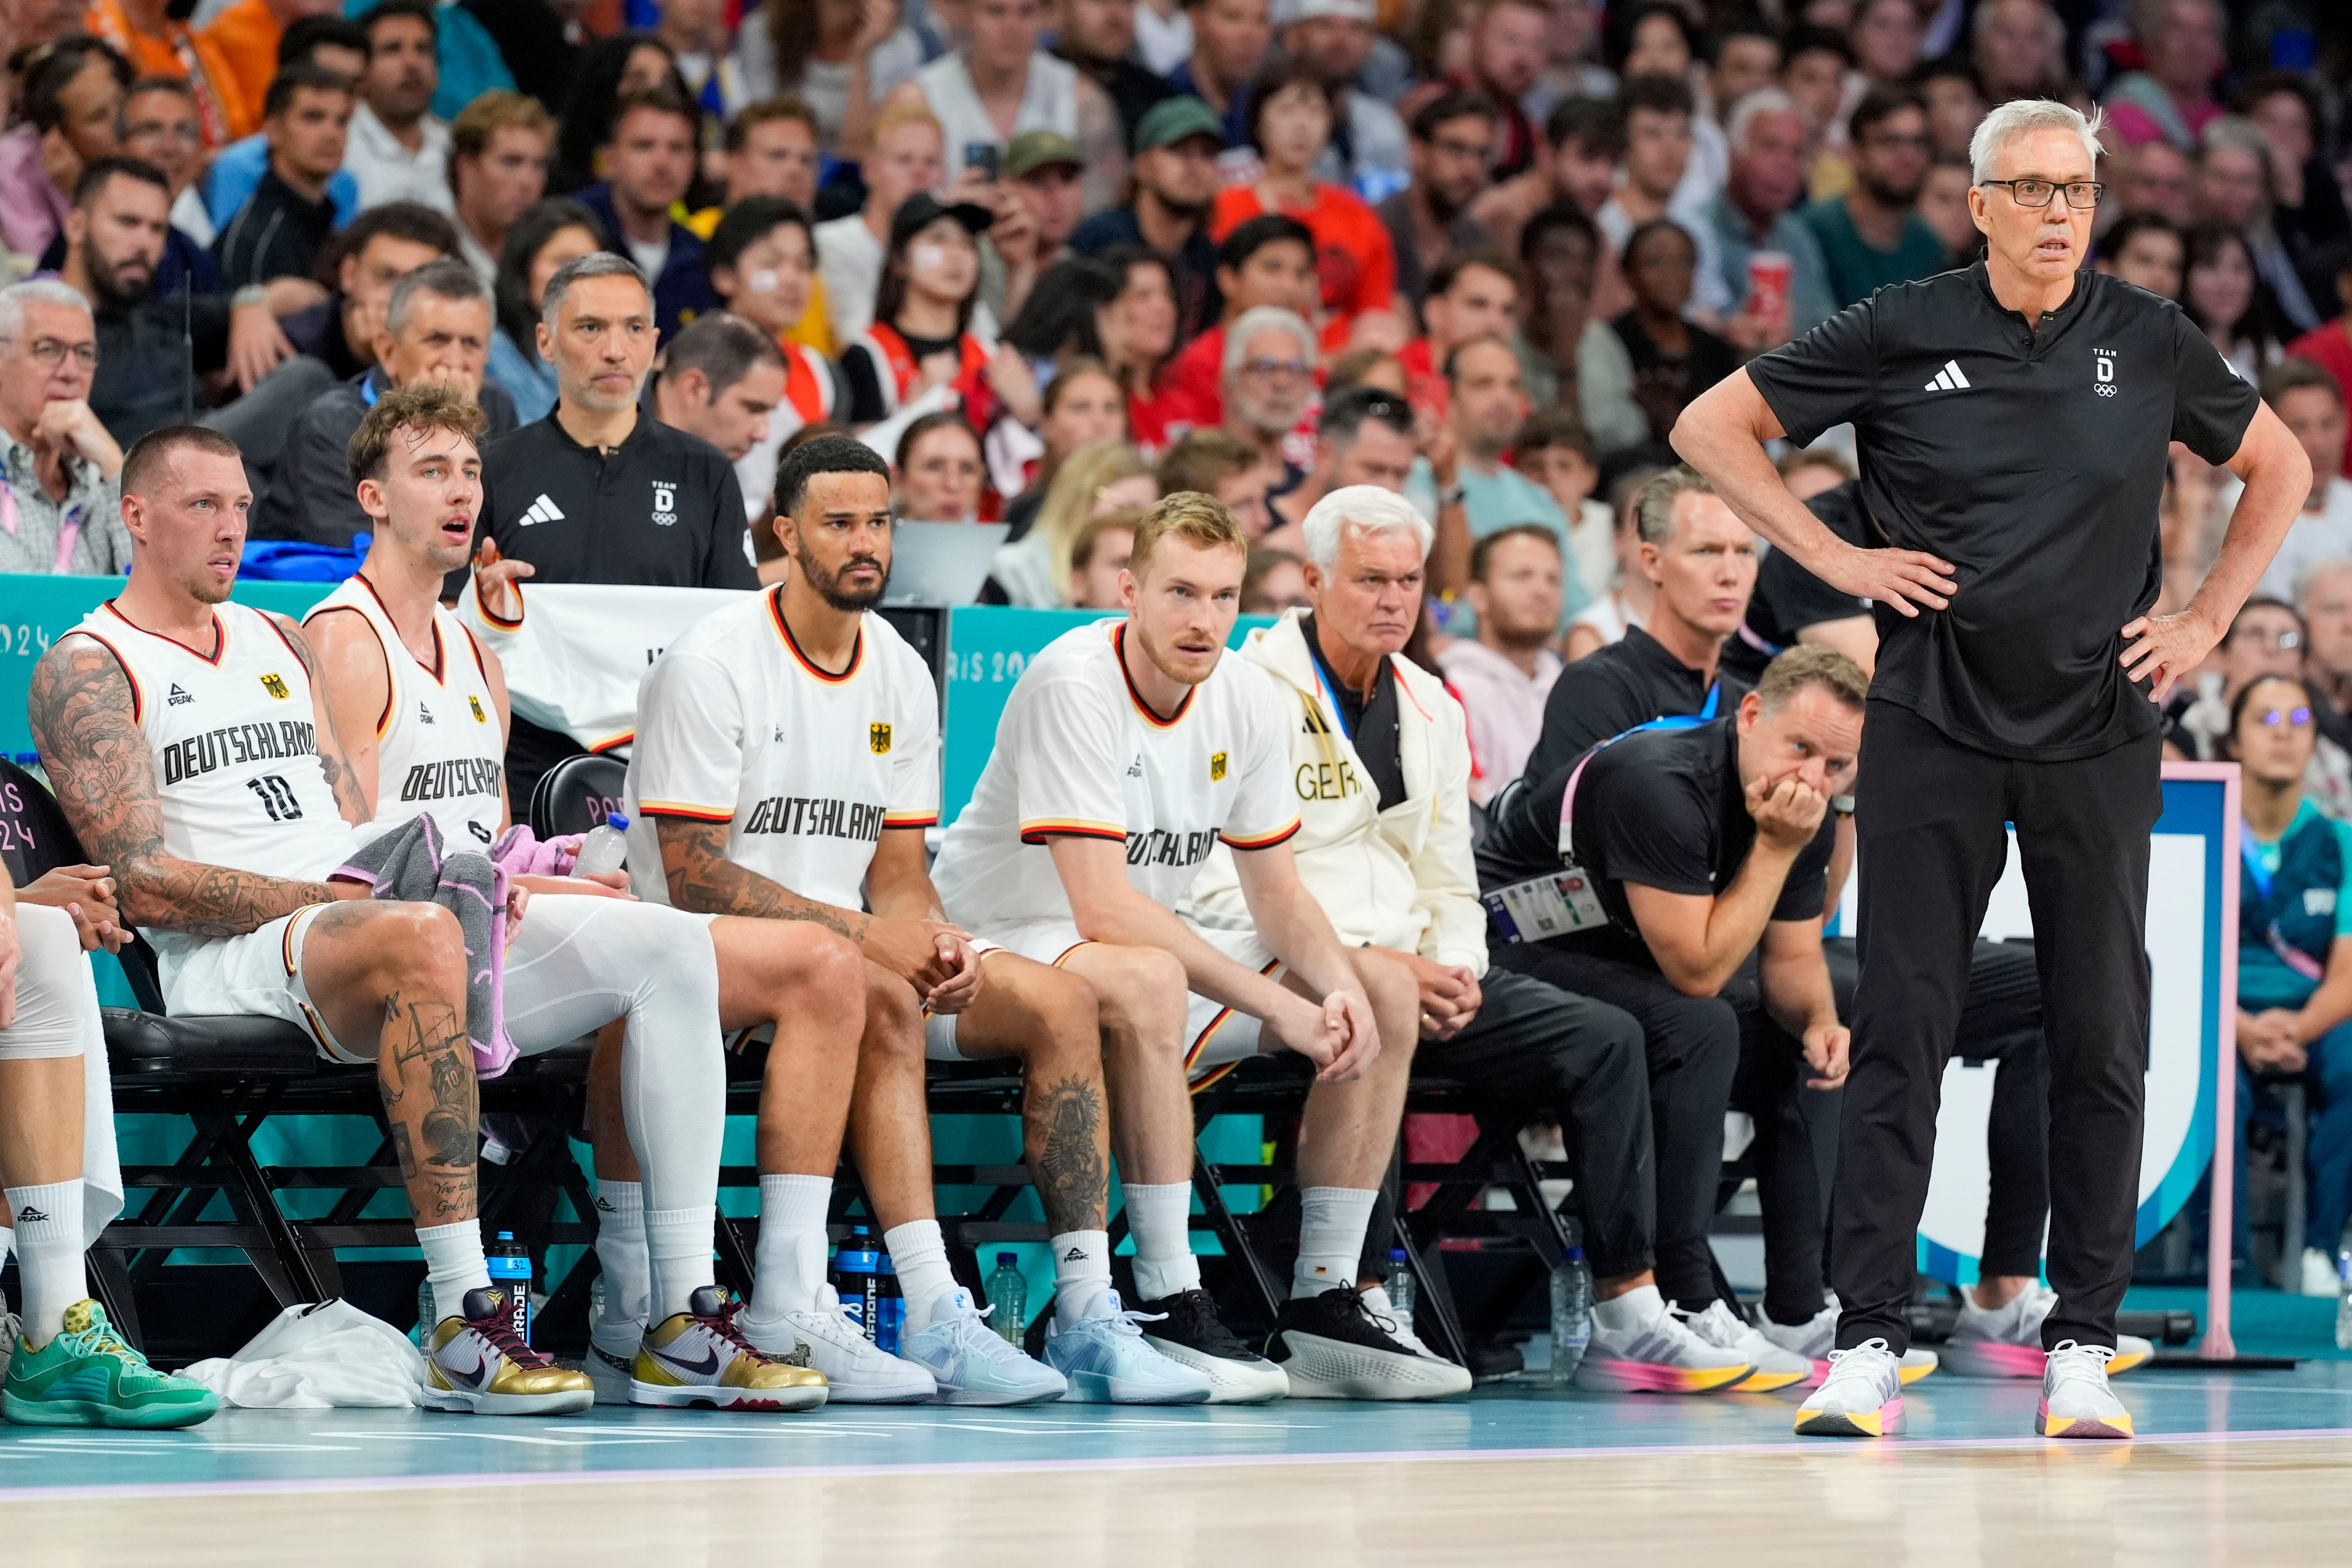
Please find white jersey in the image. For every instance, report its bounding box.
[69,600,360,953]
[624,589,941,910]
[931,618,1299,931]
[308,576,505,848]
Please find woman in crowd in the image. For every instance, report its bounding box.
[1094,245,1183,456]
[842,199,999,427]
[554,33,689,193]
[988,438,1158,607]
[2226,672,2352,1296]
[1210,59,1395,351]
[2182,219,2287,383]
[1612,219,1738,444]
[2236,71,2350,309]
[1001,358,1129,540]
[489,198,608,424]
[733,0,925,156]
[894,411,988,524]
[706,195,840,515]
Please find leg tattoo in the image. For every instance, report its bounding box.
[1029,1074,1109,1234]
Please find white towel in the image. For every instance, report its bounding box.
[179,1299,425,1408]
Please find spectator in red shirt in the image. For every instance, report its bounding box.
[1209,59,1396,351]
[1399,251,1523,418]
[2287,244,2352,474]
[1155,211,1317,428]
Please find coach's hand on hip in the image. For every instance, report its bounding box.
[2118,605,2225,706]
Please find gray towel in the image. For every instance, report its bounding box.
[332,814,515,1077]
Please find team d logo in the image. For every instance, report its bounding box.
[869,722,892,754]
[1210,751,1228,781]
[2094,348,2117,395]
[469,695,487,723]
[259,672,290,699]
[652,480,678,526]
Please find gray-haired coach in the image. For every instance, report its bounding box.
[1673,99,2310,1442]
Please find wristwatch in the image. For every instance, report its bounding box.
[1438,484,1467,507]
[232,284,270,309]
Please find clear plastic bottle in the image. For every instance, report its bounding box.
[1383,1247,1417,1337]
[413,1278,437,1345]
[984,1251,1027,1343]
[1548,1246,1592,1387]
[570,813,629,877]
[2336,1246,2352,1351]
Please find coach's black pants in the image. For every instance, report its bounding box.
[1491,943,1738,1307]
[1834,701,2159,1354]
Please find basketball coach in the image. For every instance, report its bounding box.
[1672,99,2310,1441]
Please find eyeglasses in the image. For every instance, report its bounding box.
[2253,707,2314,728]
[1,337,96,368]
[2236,627,2303,650]
[1239,358,1311,379]
[1979,178,2105,209]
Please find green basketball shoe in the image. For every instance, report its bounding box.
[3,1301,221,1428]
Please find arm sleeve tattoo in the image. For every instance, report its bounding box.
[655,815,875,942]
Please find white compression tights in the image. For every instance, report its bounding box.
[0,903,108,1335]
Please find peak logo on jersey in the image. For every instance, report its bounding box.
[260,672,290,700]
[652,481,678,527]
[418,702,435,726]
[167,683,192,707]
[870,722,892,754]
[469,695,487,723]
[1210,752,1227,782]
[1127,757,1143,777]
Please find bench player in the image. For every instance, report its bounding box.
[930,492,1448,1402]
[617,435,1208,1403]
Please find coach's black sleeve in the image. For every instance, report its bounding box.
[1769,818,1839,922]
[701,462,759,589]
[2168,305,2260,465]
[1585,762,1718,898]
[1744,298,1880,449]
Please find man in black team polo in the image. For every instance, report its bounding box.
[456,251,757,799]
[1674,98,2310,1442]
[1717,478,1876,689]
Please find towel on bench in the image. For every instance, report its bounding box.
[332,814,515,1078]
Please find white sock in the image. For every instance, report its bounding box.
[884,1219,959,1329]
[1124,1182,1200,1301]
[6,1180,83,1344]
[591,1179,648,1328]
[1593,1282,1662,1334]
[643,1207,714,1321]
[416,1219,491,1321]
[1050,1229,1113,1323]
[1293,1186,1377,1299]
[747,1173,833,1322]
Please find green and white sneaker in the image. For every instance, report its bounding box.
[3,1301,221,1428]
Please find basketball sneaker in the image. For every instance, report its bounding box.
[629,1285,829,1411]
[898,1288,1067,1405]
[2036,1340,2133,1439]
[2,1301,219,1428]
[1940,1283,2153,1378]
[421,1287,594,1415]
[1571,1292,1751,1394]
[1267,1286,1474,1400]
[1684,1300,1812,1392]
[1129,1287,1290,1403]
[1357,1284,1465,1375]
[754,1284,937,1403]
[585,1315,645,1406]
[1792,1339,1904,1437]
[1043,1289,1216,1403]
[0,1311,16,1382]
[1756,1297,1938,1386]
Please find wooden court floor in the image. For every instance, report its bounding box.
[6,1374,2351,1566]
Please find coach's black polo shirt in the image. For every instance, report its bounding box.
[1746,264,2257,761]
[1719,480,1876,686]
[455,409,758,596]
[1524,624,1752,782]
[1478,717,1836,969]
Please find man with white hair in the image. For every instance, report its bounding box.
[0,277,130,574]
[1218,304,1318,488]
[1187,485,1740,1394]
[1704,90,1837,345]
[1676,97,2309,1440]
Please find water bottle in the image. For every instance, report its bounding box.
[487,1231,532,1345]
[984,1251,1027,1343]
[2336,1247,2352,1351]
[1383,1247,1417,1336]
[1548,1246,1592,1387]
[833,1226,879,1339]
[570,813,629,878]
[875,1254,905,1353]
[413,1278,437,1344]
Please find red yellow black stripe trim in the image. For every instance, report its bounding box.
[354,573,447,684]
[1020,818,1126,845]
[1114,622,1191,728]
[637,801,736,822]
[883,812,939,828]
[1048,940,1098,967]
[589,730,633,754]
[281,915,302,976]
[106,600,227,665]
[771,586,861,683]
[1182,956,1282,1093]
[72,630,141,724]
[477,579,523,630]
[1220,820,1301,851]
[459,623,490,680]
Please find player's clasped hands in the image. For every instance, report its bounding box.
[19,863,126,953]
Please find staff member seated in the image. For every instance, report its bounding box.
[1477,645,1863,1390]
[1185,486,1737,1395]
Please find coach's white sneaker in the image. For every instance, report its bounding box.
[2301,1247,2341,1298]
[1943,1283,2152,1378]
[1792,1339,1904,1438]
[1571,1287,1751,1394]
[1686,1301,1811,1392]
[748,1285,937,1404]
[2036,1341,2133,1439]
[1757,1297,1937,1386]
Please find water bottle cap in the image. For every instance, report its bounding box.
[1388,1247,1407,1261]
[878,1255,894,1269]
[997,1252,1017,1265]
[606,813,629,831]
[497,1231,514,1241]
[1566,1246,1584,1261]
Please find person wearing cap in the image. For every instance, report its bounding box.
[1007,130,1087,263]
[877,0,1127,217]
[1053,0,1181,150]
[1071,96,1230,344]
[840,192,1004,428]
[1276,0,1409,199]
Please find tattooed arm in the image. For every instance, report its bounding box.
[28,635,354,937]
[271,614,374,827]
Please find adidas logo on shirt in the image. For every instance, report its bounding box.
[167,683,192,706]
[517,494,565,527]
[1924,359,1972,391]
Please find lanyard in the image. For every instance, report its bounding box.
[1307,653,1360,741]
[1556,698,1720,862]
[359,372,381,407]
[0,476,84,571]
